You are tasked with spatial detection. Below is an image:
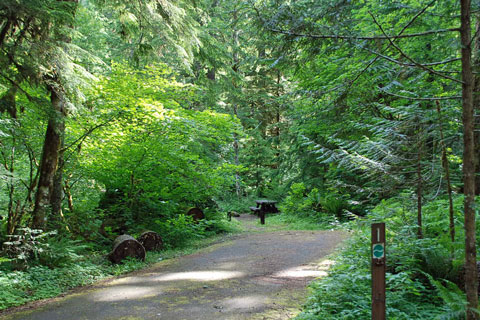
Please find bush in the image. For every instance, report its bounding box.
[280,183,320,216]
[215,194,257,214]
[151,213,236,249]
[320,191,348,219]
[296,194,468,320]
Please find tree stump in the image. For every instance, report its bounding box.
[137,231,163,251]
[108,234,145,264]
[186,207,204,221]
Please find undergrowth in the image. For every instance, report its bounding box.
[265,213,339,231]
[0,222,238,311]
[295,194,472,320]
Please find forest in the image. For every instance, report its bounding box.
[0,0,479,319]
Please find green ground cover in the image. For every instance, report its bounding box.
[296,195,473,320]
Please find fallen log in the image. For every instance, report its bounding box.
[137,231,163,251]
[186,207,204,221]
[108,234,145,264]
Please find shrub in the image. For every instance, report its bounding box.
[320,191,348,219]
[296,194,468,320]
[280,183,321,217]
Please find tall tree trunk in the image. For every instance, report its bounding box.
[232,8,241,198]
[435,101,455,243]
[473,14,480,194]
[31,0,77,230]
[64,177,75,213]
[51,131,66,227]
[416,131,423,239]
[460,1,479,318]
[5,130,16,234]
[31,89,65,229]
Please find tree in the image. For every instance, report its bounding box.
[1,0,203,231]
[255,0,478,315]
[460,0,478,317]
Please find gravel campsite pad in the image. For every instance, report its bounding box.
[2,216,347,320]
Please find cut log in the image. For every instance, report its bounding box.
[137,231,163,251]
[108,234,145,264]
[186,207,204,221]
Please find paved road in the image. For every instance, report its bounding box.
[2,219,346,320]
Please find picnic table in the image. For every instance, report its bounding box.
[255,200,279,213]
[249,199,279,224]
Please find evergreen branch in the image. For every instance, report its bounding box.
[340,0,438,98]
[369,12,463,84]
[0,72,36,103]
[379,89,461,101]
[268,27,459,41]
[363,47,460,67]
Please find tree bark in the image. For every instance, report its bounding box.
[51,122,65,226]
[137,231,163,251]
[460,1,479,318]
[108,234,146,264]
[416,137,423,239]
[435,101,456,243]
[31,89,65,229]
[64,176,75,213]
[473,14,480,195]
[232,8,241,198]
[31,0,77,230]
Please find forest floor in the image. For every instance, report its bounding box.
[1,215,347,320]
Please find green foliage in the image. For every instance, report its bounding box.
[2,228,57,269]
[154,214,199,248]
[0,0,476,315]
[266,214,338,231]
[64,63,241,237]
[36,237,88,269]
[296,194,468,320]
[0,231,234,310]
[153,213,236,249]
[280,183,320,216]
[427,275,469,320]
[319,190,349,219]
[280,182,350,221]
[215,194,257,215]
[1,228,88,270]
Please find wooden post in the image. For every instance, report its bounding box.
[372,222,386,320]
[260,210,265,225]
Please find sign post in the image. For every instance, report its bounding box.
[372,222,386,320]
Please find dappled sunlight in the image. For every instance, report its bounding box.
[221,295,266,310]
[92,285,162,302]
[274,259,335,279]
[274,268,328,278]
[216,262,239,270]
[154,270,245,282]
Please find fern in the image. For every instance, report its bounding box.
[425,274,468,320]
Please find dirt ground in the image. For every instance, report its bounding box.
[1,215,347,320]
